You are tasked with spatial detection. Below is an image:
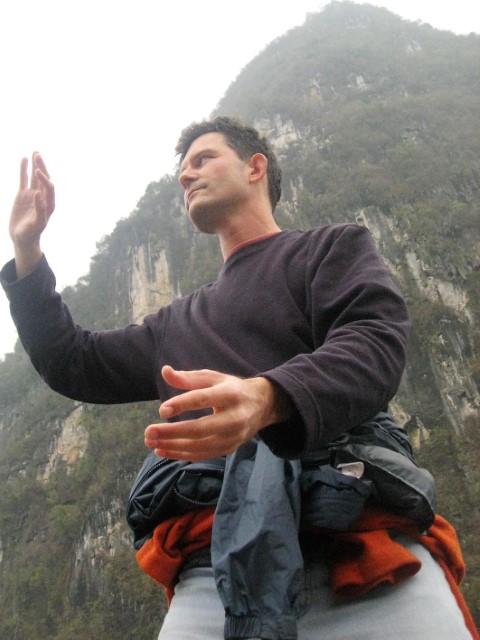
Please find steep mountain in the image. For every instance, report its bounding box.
[1,2,479,637]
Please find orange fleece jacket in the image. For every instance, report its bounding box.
[136,506,479,639]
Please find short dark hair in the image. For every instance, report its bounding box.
[176,116,282,210]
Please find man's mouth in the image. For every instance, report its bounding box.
[185,186,204,210]
[187,188,201,202]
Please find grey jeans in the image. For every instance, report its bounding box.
[158,535,472,639]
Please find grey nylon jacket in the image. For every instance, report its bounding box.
[213,440,303,640]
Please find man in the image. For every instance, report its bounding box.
[1,117,474,639]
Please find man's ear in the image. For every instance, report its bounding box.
[248,153,268,184]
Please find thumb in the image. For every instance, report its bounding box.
[161,365,227,391]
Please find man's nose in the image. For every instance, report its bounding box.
[179,166,197,190]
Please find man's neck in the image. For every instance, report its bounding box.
[217,207,281,261]
[225,230,282,260]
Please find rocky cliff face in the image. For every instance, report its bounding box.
[39,405,88,482]
[354,206,479,434]
[129,244,175,324]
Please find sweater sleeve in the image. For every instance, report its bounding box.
[259,224,411,458]
[0,255,161,403]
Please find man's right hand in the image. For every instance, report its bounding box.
[9,152,55,279]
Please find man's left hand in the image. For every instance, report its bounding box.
[144,365,292,460]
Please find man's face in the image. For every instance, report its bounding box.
[178,132,252,233]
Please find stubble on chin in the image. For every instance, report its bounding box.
[188,202,223,235]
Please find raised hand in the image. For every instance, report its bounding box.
[9,152,55,279]
[144,365,293,461]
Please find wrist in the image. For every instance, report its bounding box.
[255,377,294,426]
[13,244,43,280]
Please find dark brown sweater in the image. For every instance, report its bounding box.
[1,223,410,458]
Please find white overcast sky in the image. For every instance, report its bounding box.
[0,0,479,360]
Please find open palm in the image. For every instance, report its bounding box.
[9,153,55,248]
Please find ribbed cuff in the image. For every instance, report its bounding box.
[224,614,298,639]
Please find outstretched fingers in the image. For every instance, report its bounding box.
[19,157,29,190]
[148,368,281,461]
[35,169,55,215]
[161,365,228,391]
[160,369,249,421]
[33,152,50,178]
[144,411,248,460]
